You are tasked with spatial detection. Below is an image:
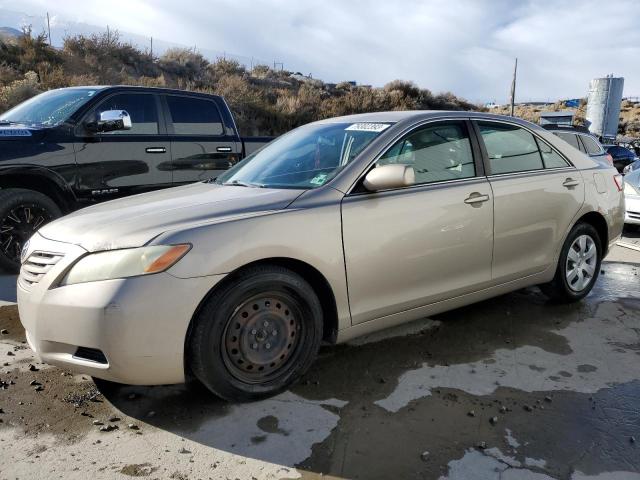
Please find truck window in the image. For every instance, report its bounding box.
[97,93,159,135]
[166,96,224,136]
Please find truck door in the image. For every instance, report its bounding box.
[74,92,172,200]
[162,94,241,184]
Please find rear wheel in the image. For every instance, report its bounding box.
[188,265,323,401]
[540,222,602,302]
[0,189,61,272]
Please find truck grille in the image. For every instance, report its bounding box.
[20,251,64,287]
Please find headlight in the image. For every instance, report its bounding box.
[624,180,640,196]
[59,244,191,286]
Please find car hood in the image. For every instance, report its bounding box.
[0,123,46,142]
[38,182,304,252]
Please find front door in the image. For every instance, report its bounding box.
[475,121,585,283]
[74,92,171,201]
[342,120,494,324]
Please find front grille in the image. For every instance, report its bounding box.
[73,347,108,364]
[628,210,640,220]
[20,251,64,287]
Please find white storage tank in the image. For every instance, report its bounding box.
[586,75,624,141]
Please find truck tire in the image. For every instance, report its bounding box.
[0,188,62,273]
[188,264,323,401]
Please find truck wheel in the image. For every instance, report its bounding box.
[0,189,62,272]
[540,222,602,303]
[188,265,323,401]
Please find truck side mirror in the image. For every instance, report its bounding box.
[86,110,132,133]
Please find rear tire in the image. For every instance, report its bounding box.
[0,188,61,273]
[187,264,323,401]
[540,222,602,303]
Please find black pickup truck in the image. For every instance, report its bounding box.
[0,86,272,270]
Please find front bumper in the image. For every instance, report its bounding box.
[17,233,225,385]
[625,195,640,225]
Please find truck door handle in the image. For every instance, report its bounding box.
[562,178,580,188]
[216,146,233,153]
[464,193,490,205]
[145,147,166,154]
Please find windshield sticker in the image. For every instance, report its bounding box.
[310,173,329,186]
[0,128,32,137]
[345,123,391,133]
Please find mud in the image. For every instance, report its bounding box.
[0,255,639,479]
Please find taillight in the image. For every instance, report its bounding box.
[606,154,614,166]
[613,174,623,192]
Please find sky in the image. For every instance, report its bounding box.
[1,0,639,104]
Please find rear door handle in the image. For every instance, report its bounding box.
[562,178,580,188]
[216,146,233,153]
[464,193,490,205]
[145,147,166,154]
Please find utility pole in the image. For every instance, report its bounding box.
[510,57,518,116]
[150,36,153,57]
[46,12,52,46]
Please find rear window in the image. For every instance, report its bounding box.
[166,96,224,135]
[478,122,544,174]
[556,132,581,150]
[580,135,602,155]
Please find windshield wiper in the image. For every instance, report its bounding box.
[222,180,265,188]
[0,120,19,125]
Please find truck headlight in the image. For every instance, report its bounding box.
[59,244,191,286]
[624,181,639,196]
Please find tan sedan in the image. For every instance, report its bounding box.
[18,112,625,400]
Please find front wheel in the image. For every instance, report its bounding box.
[187,265,323,401]
[0,188,62,272]
[540,222,602,302]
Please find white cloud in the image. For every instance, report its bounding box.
[1,0,638,103]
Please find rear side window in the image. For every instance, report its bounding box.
[580,135,602,155]
[536,138,569,168]
[97,93,159,135]
[166,96,224,135]
[378,121,475,184]
[556,132,581,150]
[478,122,543,174]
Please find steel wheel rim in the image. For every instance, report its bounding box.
[222,292,303,384]
[566,234,597,292]
[0,203,51,264]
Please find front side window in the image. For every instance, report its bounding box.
[377,121,475,184]
[166,96,224,136]
[97,93,159,135]
[1,88,99,126]
[478,122,543,174]
[216,122,391,189]
[580,135,602,155]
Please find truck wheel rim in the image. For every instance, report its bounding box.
[0,204,51,264]
[566,234,597,292]
[222,293,303,384]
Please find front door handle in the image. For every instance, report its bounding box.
[145,147,166,154]
[464,193,490,205]
[562,178,580,188]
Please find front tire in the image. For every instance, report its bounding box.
[188,265,323,401]
[0,188,62,272]
[540,222,602,302]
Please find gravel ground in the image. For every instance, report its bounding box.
[0,243,639,480]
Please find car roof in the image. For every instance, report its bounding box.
[313,110,545,130]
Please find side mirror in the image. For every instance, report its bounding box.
[87,110,132,133]
[363,164,415,191]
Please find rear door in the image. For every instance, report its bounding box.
[342,120,494,324]
[75,91,172,200]
[475,121,584,283]
[162,94,241,184]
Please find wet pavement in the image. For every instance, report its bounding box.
[0,245,639,479]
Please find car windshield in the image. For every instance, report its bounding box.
[0,88,100,126]
[216,122,392,189]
